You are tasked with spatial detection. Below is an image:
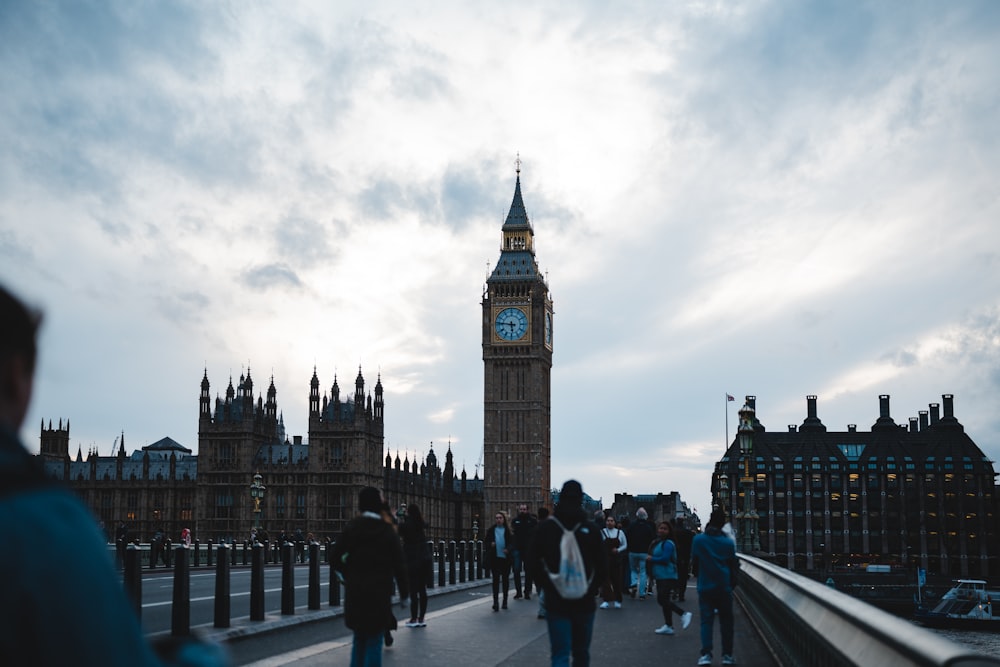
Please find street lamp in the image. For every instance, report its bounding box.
[472,517,480,542]
[736,401,760,553]
[717,472,730,512]
[249,472,266,530]
[396,503,407,526]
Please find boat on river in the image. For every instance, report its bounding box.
[914,579,1000,630]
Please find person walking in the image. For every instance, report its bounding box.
[673,517,694,601]
[691,508,739,666]
[511,503,539,600]
[0,284,227,666]
[647,521,692,635]
[527,480,607,667]
[536,506,550,620]
[626,507,655,599]
[331,487,409,666]
[598,514,627,609]
[484,510,513,611]
[398,503,432,628]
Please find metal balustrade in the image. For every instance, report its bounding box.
[736,553,1000,667]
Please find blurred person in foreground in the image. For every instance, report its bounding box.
[691,507,739,666]
[332,486,409,666]
[528,480,607,667]
[0,283,228,666]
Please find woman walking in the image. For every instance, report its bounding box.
[647,520,692,635]
[599,515,628,609]
[484,511,513,611]
[399,504,432,628]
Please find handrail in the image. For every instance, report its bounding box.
[737,554,1000,667]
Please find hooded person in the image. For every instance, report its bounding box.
[332,486,409,665]
[527,480,608,667]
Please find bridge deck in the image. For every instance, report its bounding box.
[232,583,776,667]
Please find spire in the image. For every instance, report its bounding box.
[489,159,543,283]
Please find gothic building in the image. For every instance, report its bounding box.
[482,164,553,520]
[39,367,482,544]
[712,393,998,578]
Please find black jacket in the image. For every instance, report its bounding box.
[526,505,607,614]
[332,513,409,633]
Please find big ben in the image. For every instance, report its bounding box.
[482,162,553,520]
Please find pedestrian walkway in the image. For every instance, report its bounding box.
[242,584,776,666]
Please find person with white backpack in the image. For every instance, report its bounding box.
[527,480,608,667]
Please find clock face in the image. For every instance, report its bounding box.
[544,312,552,346]
[495,307,528,341]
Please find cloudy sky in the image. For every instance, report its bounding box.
[2,1,998,517]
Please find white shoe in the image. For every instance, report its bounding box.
[681,611,693,629]
[599,601,610,609]
[654,624,675,635]
[697,654,712,666]
[614,601,622,609]
[721,655,736,665]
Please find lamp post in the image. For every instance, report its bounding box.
[249,472,266,530]
[717,472,730,513]
[736,401,760,553]
[396,503,407,526]
[472,518,479,542]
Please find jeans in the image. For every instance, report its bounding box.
[545,608,595,667]
[491,556,510,604]
[698,588,734,657]
[628,553,648,595]
[655,579,686,625]
[512,548,531,595]
[350,630,383,667]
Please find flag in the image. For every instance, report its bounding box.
[727,394,735,402]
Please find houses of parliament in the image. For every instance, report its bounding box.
[37,167,554,545]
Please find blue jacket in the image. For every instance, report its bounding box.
[0,427,228,666]
[690,525,738,594]
[648,538,678,581]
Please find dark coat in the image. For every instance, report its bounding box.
[332,513,409,633]
[526,504,607,614]
[483,521,513,570]
[398,519,432,586]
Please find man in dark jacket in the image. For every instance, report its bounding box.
[511,503,539,600]
[528,480,607,667]
[332,487,409,665]
[673,517,694,601]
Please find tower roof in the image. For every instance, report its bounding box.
[489,167,545,284]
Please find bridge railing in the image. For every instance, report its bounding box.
[736,554,1000,667]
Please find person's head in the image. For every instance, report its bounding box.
[537,506,550,520]
[709,507,727,528]
[636,507,648,521]
[359,486,383,513]
[606,515,616,529]
[0,285,42,432]
[406,503,424,526]
[518,504,528,515]
[594,509,605,521]
[658,521,673,538]
[494,511,507,526]
[557,479,583,508]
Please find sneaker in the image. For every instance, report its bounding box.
[514,592,523,599]
[722,656,736,665]
[654,624,675,635]
[525,593,531,600]
[537,613,546,619]
[697,654,712,666]
[417,620,427,628]
[681,611,693,629]
[614,601,622,609]
[599,601,610,609]
[404,620,418,628]
[639,595,646,600]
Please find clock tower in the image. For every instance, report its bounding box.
[482,163,553,520]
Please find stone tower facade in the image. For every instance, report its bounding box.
[482,165,553,519]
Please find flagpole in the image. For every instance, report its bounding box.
[725,393,729,451]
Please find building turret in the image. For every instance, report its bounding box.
[200,369,211,421]
[309,367,320,416]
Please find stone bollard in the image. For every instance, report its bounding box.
[124,543,142,619]
[171,545,191,637]
[467,540,475,581]
[250,543,265,621]
[281,542,295,615]
[448,540,457,585]
[230,541,237,567]
[207,538,214,568]
[242,541,248,566]
[308,543,321,610]
[438,540,446,588]
[426,540,436,589]
[214,543,231,628]
[458,540,467,583]
[193,540,201,567]
[477,540,484,579]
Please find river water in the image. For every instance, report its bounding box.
[926,627,1000,656]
